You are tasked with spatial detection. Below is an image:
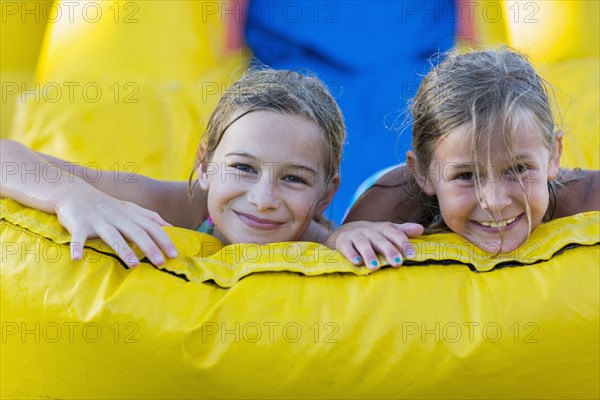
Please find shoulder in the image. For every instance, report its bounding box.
[343,165,423,224]
[553,169,600,218]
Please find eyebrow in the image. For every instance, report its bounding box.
[450,153,536,169]
[447,162,478,169]
[225,152,319,176]
[285,163,319,177]
[225,152,257,160]
[513,152,536,160]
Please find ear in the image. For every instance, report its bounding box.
[406,150,436,196]
[548,130,563,179]
[197,144,210,191]
[315,174,340,215]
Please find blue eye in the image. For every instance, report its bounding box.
[283,175,307,184]
[232,163,256,174]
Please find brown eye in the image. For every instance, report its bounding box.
[515,164,529,173]
[506,164,530,177]
[456,171,474,181]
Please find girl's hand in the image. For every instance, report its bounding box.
[55,187,178,268]
[326,222,424,270]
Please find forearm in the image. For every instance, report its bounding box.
[0,139,94,213]
[35,150,158,203]
[2,139,205,228]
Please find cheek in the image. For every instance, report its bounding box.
[528,181,551,216]
[436,187,473,226]
[439,202,466,226]
[205,181,239,216]
[211,178,245,198]
[437,184,466,210]
[289,191,320,220]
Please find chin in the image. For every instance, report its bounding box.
[464,231,528,255]
[475,237,528,255]
[229,233,286,245]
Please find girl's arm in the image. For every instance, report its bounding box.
[554,169,600,218]
[34,149,206,230]
[344,165,424,224]
[1,139,207,266]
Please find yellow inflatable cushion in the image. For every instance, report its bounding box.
[1,198,598,399]
[0,0,51,138]
[471,0,599,63]
[9,0,248,180]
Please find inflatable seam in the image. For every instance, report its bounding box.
[2,199,599,283]
[0,201,67,239]
[0,218,135,272]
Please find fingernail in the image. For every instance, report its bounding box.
[369,260,379,270]
[406,249,416,258]
[125,254,140,268]
[354,257,362,264]
[168,249,178,258]
[394,256,402,264]
[154,255,165,265]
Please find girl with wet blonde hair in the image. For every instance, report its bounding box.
[331,47,599,267]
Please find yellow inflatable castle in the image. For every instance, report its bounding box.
[1,1,598,398]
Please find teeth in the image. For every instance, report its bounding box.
[478,216,518,228]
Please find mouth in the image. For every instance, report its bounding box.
[234,210,285,230]
[472,214,523,230]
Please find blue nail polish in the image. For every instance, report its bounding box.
[394,257,402,263]
[370,260,378,267]
[355,257,362,263]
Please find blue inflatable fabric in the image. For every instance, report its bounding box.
[245,0,456,222]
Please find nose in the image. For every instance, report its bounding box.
[478,180,511,212]
[247,177,280,210]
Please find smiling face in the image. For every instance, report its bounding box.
[411,110,562,253]
[199,111,337,245]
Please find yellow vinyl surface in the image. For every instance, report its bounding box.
[1,198,598,399]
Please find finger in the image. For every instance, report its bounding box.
[70,232,87,262]
[366,232,405,268]
[116,222,166,266]
[96,225,140,268]
[335,236,364,266]
[392,224,424,258]
[396,223,425,237]
[130,203,172,227]
[377,227,412,261]
[135,218,178,259]
[350,234,382,271]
